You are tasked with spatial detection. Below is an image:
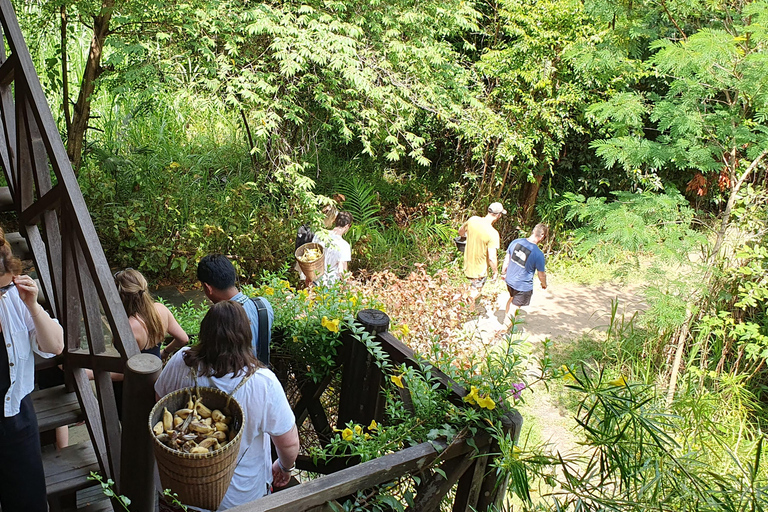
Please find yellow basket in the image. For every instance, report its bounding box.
[149,387,244,511]
[295,242,325,282]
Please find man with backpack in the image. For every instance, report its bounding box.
[197,254,274,365]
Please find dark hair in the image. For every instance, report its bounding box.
[183,301,261,378]
[335,211,353,228]
[0,227,22,277]
[197,254,236,290]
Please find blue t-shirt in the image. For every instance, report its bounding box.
[232,292,274,359]
[505,238,545,292]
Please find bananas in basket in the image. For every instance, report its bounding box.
[297,247,322,263]
[153,396,236,454]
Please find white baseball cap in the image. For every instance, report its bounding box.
[488,202,507,215]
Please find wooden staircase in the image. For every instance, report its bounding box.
[0,0,139,510]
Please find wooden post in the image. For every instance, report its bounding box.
[475,409,523,511]
[337,309,389,428]
[119,353,162,511]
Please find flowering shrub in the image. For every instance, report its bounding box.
[244,275,380,382]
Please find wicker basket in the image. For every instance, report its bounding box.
[295,242,325,282]
[149,387,245,511]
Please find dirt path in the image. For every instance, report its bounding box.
[461,275,646,456]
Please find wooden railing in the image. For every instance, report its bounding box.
[246,309,523,512]
[0,0,137,488]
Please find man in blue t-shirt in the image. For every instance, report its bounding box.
[501,224,549,329]
[197,254,274,364]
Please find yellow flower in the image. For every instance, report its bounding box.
[281,280,290,288]
[341,428,354,441]
[364,433,371,440]
[512,446,522,459]
[477,396,496,410]
[350,296,358,307]
[354,425,363,435]
[292,336,298,343]
[399,324,410,336]
[391,374,404,389]
[321,316,341,333]
[263,286,275,296]
[368,420,378,431]
[169,162,180,168]
[608,375,628,387]
[561,365,576,382]
[463,385,480,405]
[299,289,309,299]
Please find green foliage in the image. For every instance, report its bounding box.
[558,187,705,264]
[157,299,207,337]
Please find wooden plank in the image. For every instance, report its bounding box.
[407,454,476,512]
[0,50,15,86]
[67,350,125,373]
[41,208,64,317]
[227,441,446,512]
[93,368,121,484]
[0,185,12,210]
[19,184,62,225]
[43,442,100,497]
[452,447,490,512]
[15,82,35,211]
[32,384,84,432]
[25,223,56,315]
[71,367,111,481]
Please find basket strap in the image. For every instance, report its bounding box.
[225,372,254,409]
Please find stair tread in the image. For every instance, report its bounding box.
[43,443,100,497]
[32,384,83,432]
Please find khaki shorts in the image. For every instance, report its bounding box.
[468,276,487,290]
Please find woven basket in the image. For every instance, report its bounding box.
[295,242,325,282]
[149,387,245,511]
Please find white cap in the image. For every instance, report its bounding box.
[488,202,507,215]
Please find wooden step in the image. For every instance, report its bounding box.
[6,230,32,260]
[76,485,114,511]
[0,185,12,211]
[32,384,83,433]
[44,443,100,500]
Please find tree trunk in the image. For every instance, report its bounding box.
[66,0,115,171]
[519,173,543,225]
[710,149,768,262]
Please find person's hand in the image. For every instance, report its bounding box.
[13,275,42,314]
[272,460,292,488]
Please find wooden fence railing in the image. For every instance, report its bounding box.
[239,309,523,512]
[0,0,137,489]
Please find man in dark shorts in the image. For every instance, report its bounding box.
[501,223,548,330]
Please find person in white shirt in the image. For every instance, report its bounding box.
[0,228,63,511]
[155,301,299,511]
[310,211,353,286]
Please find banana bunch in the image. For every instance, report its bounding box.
[153,396,236,454]
[297,247,322,263]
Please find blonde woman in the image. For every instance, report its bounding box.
[0,228,63,511]
[113,269,188,418]
[113,268,189,359]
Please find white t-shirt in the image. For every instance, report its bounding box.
[154,348,295,511]
[312,230,351,284]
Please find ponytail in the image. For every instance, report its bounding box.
[114,269,164,349]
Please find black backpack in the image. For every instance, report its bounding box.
[295,223,315,249]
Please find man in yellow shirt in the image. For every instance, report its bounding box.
[458,202,506,305]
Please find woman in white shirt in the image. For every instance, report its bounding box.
[0,228,63,511]
[155,300,299,510]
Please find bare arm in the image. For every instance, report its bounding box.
[157,303,189,357]
[501,252,510,276]
[458,222,468,237]
[14,275,63,354]
[271,424,300,488]
[487,248,498,279]
[538,271,547,289]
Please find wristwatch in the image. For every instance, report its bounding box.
[277,459,296,473]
